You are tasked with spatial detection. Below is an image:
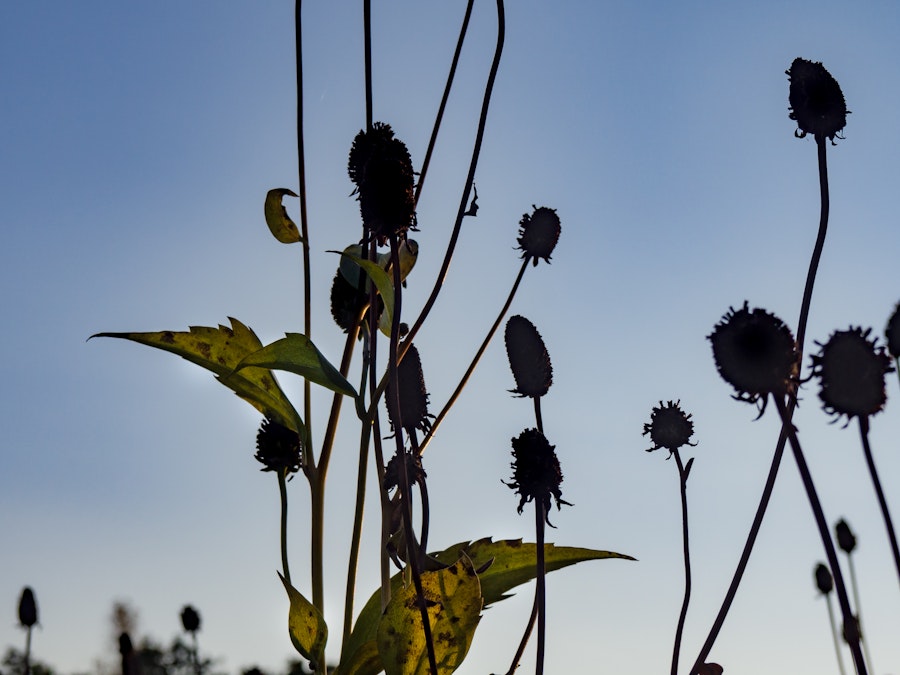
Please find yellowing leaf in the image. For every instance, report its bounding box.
[376,555,482,675]
[264,188,302,244]
[279,573,328,665]
[233,333,357,398]
[331,250,395,331]
[91,318,303,433]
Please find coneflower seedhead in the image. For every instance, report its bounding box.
[835,519,857,554]
[18,587,37,628]
[643,400,696,456]
[517,206,561,266]
[348,122,416,245]
[708,303,799,414]
[885,303,900,359]
[386,343,433,435]
[254,417,302,476]
[330,268,367,333]
[506,428,570,525]
[814,562,834,595]
[811,327,893,423]
[180,605,201,633]
[787,58,849,143]
[505,315,553,398]
[382,450,426,492]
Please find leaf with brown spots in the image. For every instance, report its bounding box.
[91,318,303,434]
[376,555,481,675]
[264,188,302,244]
[279,572,328,665]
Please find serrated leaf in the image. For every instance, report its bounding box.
[338,538,632,675]
[264,188,302,244]
[233,333,357,398]
[431,538,635,606]
[279,572,328,665]
[376,555,482,675]
[91,318,303,433]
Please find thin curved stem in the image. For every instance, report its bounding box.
[402,0,505,355]
[278,470,292,585]
[418,258,529,455]
[775,396,868,675]
[414,0,475,205]
[859,416,900,586]
[846,553,876,672]
[825,594,847,675]
[505,596,539,675]
[689,133,832,674]
[671,450,692,675]
[363,0,372,131]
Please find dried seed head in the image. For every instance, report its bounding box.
[180,605,201,633]
[254,417,302,476]
[382,450,427,492]
[517,206,561,266]
[835,519,857,554]
[643,400,696,456]
[506,428,570,525]
[886,302,900,359]
[330,268,367,333]
[708,302,799,415]
[386,343,433,435]
[787,58,848,142]
[505,315,553,398]
[18,587,37,628]
[814,562,834,595]
[811,327,893,423]
[348,122,417,245]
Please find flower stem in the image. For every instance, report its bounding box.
[845,552,876,672]
[418,258,529,455]
[672,449,692,675]
[535,501,547,675]
[278,469,292,585]
[689,131,832,674]
[858,416,900,586]
[824,593,847,675]
[774,396,868,675]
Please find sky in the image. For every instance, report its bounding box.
[3,2,900,674]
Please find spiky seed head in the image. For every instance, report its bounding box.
[506,428,570,525]
[254,418,302,476]
[386,343,433,435]
[787,58,849,142]
[643,400,696,456]
[517,206,561,266]
[708,302,799,415]
[885,302,900,359]
[811,327,893,423]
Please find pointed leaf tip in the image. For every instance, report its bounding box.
[265,188,302,244]
[278,572,328,664]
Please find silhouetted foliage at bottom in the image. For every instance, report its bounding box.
[1,648,57,675]
[134,638,222,675]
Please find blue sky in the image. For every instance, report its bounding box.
[3,2,900,674]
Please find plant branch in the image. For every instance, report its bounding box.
[672,449,692,675]
[859,416,900,586]
[278,470,292,585]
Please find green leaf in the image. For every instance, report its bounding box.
[233,333,357,398]
[264,188,302,244]
[338,539,632,675]
[279,573,328,665]
[376,555,482,675]
[91,318,303,433]
[431,538,636,606]
[331,250,395,330]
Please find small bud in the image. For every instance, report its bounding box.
[18,587,37,628]
[505,315,553,399]
[835,519,857,554]
[814,562,833,595]
[643,400,696,456]
[181,605,201,633]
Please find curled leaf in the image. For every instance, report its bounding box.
[265,188,302,244]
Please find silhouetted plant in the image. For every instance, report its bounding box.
[813,562,846,675]
[17,587,37,675]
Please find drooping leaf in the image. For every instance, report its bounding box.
[279,572,328,666]
[338,538,632,675]
[91,318,303,433]
[264,188,302,244]
[430,538,635,606]
[376,555,482,675]
[331,250,395,330]
[233,333,357,398]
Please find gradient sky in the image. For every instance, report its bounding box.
[3,2,900,674]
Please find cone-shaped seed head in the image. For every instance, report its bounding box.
[505,315,553,398]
